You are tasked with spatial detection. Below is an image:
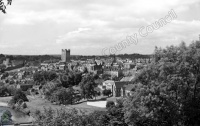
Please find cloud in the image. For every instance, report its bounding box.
[2,10,81,25]
[56,27,92,44]
[0,0,200,55]
[0,43,20,49]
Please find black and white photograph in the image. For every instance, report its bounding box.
[0,0,200,125]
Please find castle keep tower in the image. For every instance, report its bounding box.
[61,49,70,62]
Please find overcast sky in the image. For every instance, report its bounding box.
[0,0,200,55]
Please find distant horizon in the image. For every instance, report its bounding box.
[1,52,153,56]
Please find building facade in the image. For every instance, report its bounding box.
[61,49,70,62]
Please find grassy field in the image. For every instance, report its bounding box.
[0,96,12,104]
[27,95,106,114]
[0,95,120,115]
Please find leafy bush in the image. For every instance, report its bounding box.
[1,110,12,124]
[33,71,58,84]
[0,86,9,96]
[48,87,75,105]
[9,89,28,105]
[33,108,110,126]
[123,41,200,126]
[73,95,82,103]
[106,101,115,108]
[7,85,17,95]
[33,104,127,126]
[22,103,27,109]
[102,73,111,80]
[103,89,112,97]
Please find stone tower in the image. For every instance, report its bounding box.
[61,49,70,62]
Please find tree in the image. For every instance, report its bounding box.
[60,71,75,88]
[33,71,58,84]
[83,67,88,73]
[0,0,12,13]
[123,41,200,126]
[85,111,110,126]
[33,99,128,126]
[59,71,82,88]
[48,71,58,81]
[42,81,61,100]
[9,89,28,106]
[0,54,5,63]
[79,73,98,100]
[112,76,121,81]
[107,99,128,126]
[106,101,115,108]
[33,107,122,126]
[103,89,112,97]
[0,86,9,96]
[7,85,17,95]
[1,110,12,125]
[93,74,99,80]
[102,73,111,80]
[0,64,6,72]
[74,72,82,85]
[33,72,44,84]
[33,108,109,126]
[50,87,75,105]
[1,72,9,80]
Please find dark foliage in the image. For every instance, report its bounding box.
[11,89,28,104]
[60,71,82,88]
[79,73,98,99]
[0,0,12,13]
[33,71,58,84]
[103,89,112,97]
[106,101,115,108]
